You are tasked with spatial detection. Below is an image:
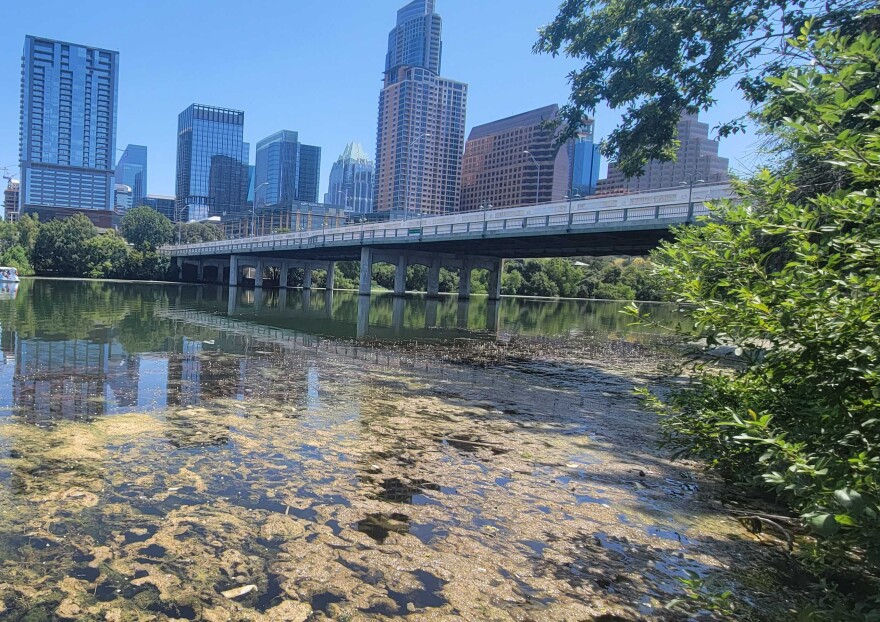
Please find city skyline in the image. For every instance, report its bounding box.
[0,1,755,206]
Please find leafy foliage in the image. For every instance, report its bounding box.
[32,214,98,276]
[637,19,880,586]
[174,221,225,245]
[120,206,174,252]
[534,0,873,176]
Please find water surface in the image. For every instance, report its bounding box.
[0,280,778,621]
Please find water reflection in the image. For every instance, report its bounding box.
[0,280,770,621]
[0,280,685,426]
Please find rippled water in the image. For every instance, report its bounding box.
[0,280,778,621]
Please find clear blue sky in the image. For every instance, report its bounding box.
[0,0,757,198]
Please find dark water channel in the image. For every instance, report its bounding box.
[0,279,778,621]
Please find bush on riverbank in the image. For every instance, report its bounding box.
[328,256,663,299]
[636,18,880,609]
[0,211,172,280]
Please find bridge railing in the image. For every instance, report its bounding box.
[162,200,715,256]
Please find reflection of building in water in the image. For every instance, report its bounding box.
[166,338,204,407]
[12,336,140,424]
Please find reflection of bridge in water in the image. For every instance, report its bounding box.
[165,287,502,342]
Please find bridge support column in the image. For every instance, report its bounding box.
[176,257,184,281]
[359,247,373,296]
[325,262,335,291]
[458,260,472,300]
[302,263,313,290]
[393,254,407,297]
[197,261,206,283]
[280,261,290,288]
[254,258,264,288]
[487,259,503,302]
[426,258,441,299]
[216,262,227,285]
[229,256,239,287]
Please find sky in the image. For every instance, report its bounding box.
[0,0,759,200]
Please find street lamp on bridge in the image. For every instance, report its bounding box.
[680,175,705,223]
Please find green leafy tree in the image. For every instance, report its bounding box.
[534,0,873,176]
[120,206,174,252]
[174,221,225,244]
[0,245,33,275]
[16,213,40,254]
[32,214,97,276]
[84,231,130,278]
[637,19,880,579]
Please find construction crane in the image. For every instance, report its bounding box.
[1,166,16,183]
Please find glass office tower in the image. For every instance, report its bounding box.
[175,104,248,222]
[374,1,467,216]
[325,142,374,213]
[115,144,148,206]
[254,130,321,207]
[19,36,119,222]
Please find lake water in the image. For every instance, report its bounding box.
[0,279,780,621]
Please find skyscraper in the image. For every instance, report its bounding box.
[597,113,729,193]
[115,144,148,206]
[325,142,374,213]
[19,36,119,224]
[374,0,467,216]
[3,179,20,222]
[569,120,601,198]
[460,105,598,212]
[254,130,321,208]
[175,104,248,222]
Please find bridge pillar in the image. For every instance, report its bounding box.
[280,261,290,288]
[359,247,373,296]
[254,258,264,288]
[176,257,184,281]
[197,261,206,283]
[325,262,335,291]
[215,262,227,285]
[458,260,472,300]
[302,263,313,290]
[426,258,441,299]
[229,256,239,287]
[393,254,407,297]
[487,259,503,302]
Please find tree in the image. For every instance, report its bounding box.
[174,221,225,245]
[637,19,880,579]
[120,206,173,252]
[32,214,97,276]
[84,231,130,278]
[0,245,33,276]
[534,0,873,176]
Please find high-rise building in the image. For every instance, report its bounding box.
[325,142,374,213]
[114,184,133,213]
[3,179,20,222]
[374,0,467,216]
[19,36,119,225]
[254,130,321,208]
[597,113,729,194]
[141,194,175,221]
[175,104,248,222]
[460,105,598,212]
[569,120,601,198]
[115,144,148,206]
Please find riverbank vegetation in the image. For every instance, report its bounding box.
[632,14,877,619]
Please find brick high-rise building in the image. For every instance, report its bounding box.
[597,114,729,194]
[460,105,600,212]
[373,0,467,216]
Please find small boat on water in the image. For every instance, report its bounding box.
[0,267,20,283]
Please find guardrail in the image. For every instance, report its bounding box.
[162,201,715,257]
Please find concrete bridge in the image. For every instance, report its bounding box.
[162,182,734,300]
